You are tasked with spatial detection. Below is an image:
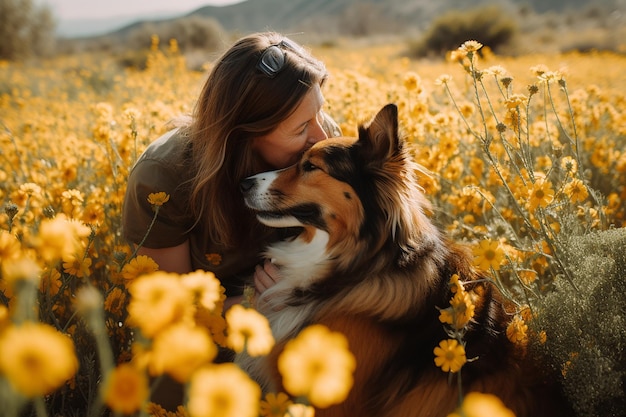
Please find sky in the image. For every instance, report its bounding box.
[41,0,244,20]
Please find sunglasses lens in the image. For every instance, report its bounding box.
[257,45,286,77]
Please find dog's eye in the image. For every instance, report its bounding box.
[302,161,318,172]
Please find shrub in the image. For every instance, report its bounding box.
[0,0,56,60]
[409,5,518,57]
[529,227,626,416]
[127,16,223,54]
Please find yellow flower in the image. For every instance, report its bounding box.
[181,270,223,312]
[442,291,476,330]
[527,179,554,211]
[435,74,453,86]
[128,271,194,338]
[225,305,274,356]
[0,322,78,397]
[195,306,228,347]
[145,403,189,417]
[278,324,355,408]
[530,64,549,77]
[563,178,589,204]
[284,403,315,417]
[187,363,260,417]
[18,182,43,198]
[61,188,84,218]
[147,192,170,207]
[447,392,515,417]
[472,240,505,271]
[506,314,528,345]
[62,252,92,278]
[103,363,149,415]
[259,392,292,417]
[538,70,564,84]
[434,339,466,373]
[403,72,421,92]
[122,255,160,281]
[504,93,527,110]
[518,269,537,286]
[2,254,41,285]
[104,287,127,315]
[484,65,508,77]
[35,214,91,262]
[449,273,464,293]
[205,253,222,266]
[149,323,217,383]
[40,267,62,296]
[438,307,455,326]
[459,40,483,53]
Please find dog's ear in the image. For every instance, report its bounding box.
[357,104,400,163]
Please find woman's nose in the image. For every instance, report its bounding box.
[308,120,327,145]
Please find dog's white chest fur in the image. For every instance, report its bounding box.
[235,230,331,392]
[266,230,330,289]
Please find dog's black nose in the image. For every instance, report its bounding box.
[240,177,256,193]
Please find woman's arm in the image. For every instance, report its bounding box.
[136,240,192,274]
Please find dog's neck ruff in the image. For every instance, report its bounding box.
[252,229,330,339]
[265,229,330,289]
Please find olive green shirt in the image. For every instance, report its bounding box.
[122,112,341,296]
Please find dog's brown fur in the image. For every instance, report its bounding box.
[239,104,568,417]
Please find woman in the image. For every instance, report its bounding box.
[122,32,341,309]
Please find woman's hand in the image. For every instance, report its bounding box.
[253,259,281,295]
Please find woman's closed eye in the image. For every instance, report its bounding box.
[296,124,308,136]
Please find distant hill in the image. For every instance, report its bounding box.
[59,0,621,58]
[102,0,616,39]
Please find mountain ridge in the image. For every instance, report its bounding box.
[70,0,615,39]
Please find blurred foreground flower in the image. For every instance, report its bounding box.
[448,392,515,417]
[2,255,41,285]
[0,322,78,397]
[149,323,216,382]
[182,270,223,312]
[278,324,355,408]
[225,304,274,356]
[128,271,193,338]
[103,362,149,415]
[188,363,260,417]
[259,392,292,417]
[33,214,91,262]
[285,403,315,417]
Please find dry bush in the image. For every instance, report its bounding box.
[408,5,519,58]
[0,0,56,60]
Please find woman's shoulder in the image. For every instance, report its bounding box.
[128,128,195,184]
[127,127,194,194]
[136,128,191,166]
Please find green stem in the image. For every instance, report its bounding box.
[123,206,160,269]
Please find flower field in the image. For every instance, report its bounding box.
[1,37,625,417]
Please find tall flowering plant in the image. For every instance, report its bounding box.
[423,41,626,416]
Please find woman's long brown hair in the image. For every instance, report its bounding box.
[187,32,328,248]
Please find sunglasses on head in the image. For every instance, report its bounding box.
[256,39,301,78]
